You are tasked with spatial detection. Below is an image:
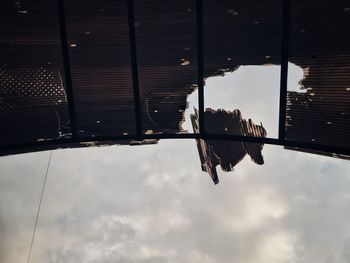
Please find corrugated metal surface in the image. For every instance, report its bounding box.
[135,0,198,133]
[191,108,266,184]
[191,110,220,183]
[285,146,350,160]
[64,0,136,137]
[286,0,350,149]
[0,0,70,145]
[203,0,283,77]
[0,0,349,160]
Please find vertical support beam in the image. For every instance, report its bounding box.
[278,0,290,141]
[197,0,205,135]
[57,0,77,139]
[127,0,143,138]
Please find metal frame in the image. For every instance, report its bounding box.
[278,0,290,142]
[1,0,349,157]
[1,133,349,156]
[57,0,77,139]
[127,0,143,138]
[197,0,205,134]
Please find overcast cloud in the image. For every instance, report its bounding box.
[1,66,350,263]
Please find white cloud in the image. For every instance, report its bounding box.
[226,187,288,232]
[255,231,297,263]
[0,142,350,263]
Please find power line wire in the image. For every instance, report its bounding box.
[27,150,53,263]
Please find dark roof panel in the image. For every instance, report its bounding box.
[287,0,350,149]
[0,0,71,146]
[135,0,198,133]
[65,0,136,137]
[0,0,349,161]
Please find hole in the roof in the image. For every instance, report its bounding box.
[288,63,306,92]
[183,62,304,139]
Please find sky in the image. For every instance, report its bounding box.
[1,65,350,263]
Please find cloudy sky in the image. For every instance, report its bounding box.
[1,65,350,263]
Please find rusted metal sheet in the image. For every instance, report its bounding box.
[191,108,266,184]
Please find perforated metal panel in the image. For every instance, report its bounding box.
[0,59,67,110]
[0,0,70,146]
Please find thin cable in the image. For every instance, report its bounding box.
[27,150,53,263]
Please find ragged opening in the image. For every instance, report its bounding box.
[183,62,304,137]
[182,62,304,183]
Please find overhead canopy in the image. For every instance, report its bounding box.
[0,0,349,157]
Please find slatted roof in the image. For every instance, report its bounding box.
[0,0,349,160]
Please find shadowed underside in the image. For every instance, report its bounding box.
[0,0,349,162]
